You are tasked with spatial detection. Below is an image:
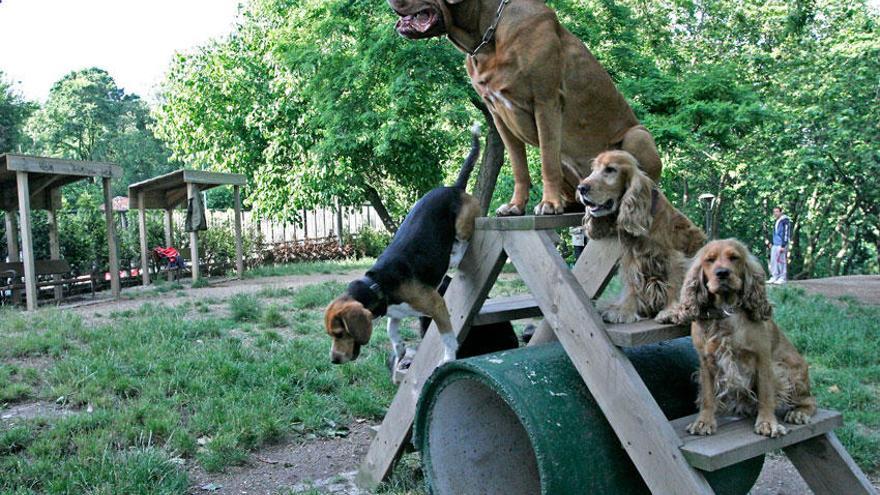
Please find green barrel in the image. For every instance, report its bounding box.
[413,338,763,495]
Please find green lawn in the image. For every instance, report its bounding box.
[0,267,877,493]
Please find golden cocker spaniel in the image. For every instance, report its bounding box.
[660,239,817,437]
[577,150,706,323]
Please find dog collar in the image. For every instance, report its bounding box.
[349,276,388,317]
[466,0,511,57]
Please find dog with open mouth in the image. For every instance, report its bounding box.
[577,150,706,323]
[387,0,664,218]
[324,124,482,366]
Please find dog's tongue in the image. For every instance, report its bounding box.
[397,11,433,33]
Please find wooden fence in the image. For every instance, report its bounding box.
[205,204,386,244]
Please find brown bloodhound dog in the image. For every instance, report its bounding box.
[388,0,662,217]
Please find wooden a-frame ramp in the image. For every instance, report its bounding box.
[357,213,876,495]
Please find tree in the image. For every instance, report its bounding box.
[0,71,36,153]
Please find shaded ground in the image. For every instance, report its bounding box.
[790,275,880,305]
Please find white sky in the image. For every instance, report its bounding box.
[0,0,242,102]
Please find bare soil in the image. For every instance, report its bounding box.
[789,275,880,305]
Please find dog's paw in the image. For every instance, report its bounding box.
[496,203,526,217]
[601,308,640,324]
[784,409,813,425]
[687,417,717,436]
[755,419,788,437]
[533,200,564,216]
[654,309,680,325]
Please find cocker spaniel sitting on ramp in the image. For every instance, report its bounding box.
[577,150,706,323]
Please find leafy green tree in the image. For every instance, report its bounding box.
[0,71,36,154]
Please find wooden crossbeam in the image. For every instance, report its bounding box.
[356,229,508,489]
[503,230,714,494]
[785,432,878,495]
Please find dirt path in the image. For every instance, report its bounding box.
[789,275,880,305]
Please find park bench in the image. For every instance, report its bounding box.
[0,260,97,305]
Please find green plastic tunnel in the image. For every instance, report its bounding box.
[413,338,764,495]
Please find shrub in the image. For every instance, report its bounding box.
[346,227,392,258]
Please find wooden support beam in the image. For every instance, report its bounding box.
[357,230,507,489]
[475,212,584,231]
[187,183,200,282]
[103,177,120,298]
[528,237,620,346]
[46,191,62,300]
[164,209,174,282]
[233,185,244,278]
[503,230,714,495]
[16,171,37,311]
[137,192,150,286]
[785,432,878,495]
[4,209,21,304]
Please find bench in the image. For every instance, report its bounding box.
[0,260,97,305]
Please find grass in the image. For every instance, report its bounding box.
[243,258,374,279]
[0,265,877,493]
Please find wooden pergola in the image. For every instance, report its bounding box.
[127,169,246,285]
[1,154,123,311]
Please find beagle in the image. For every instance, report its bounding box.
[325,124,482,366]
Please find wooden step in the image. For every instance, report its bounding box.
[606,320,690,347]
[671,409,843,472]
[473,294,543,325]
[475,212,584,231]
[473,295,688,346]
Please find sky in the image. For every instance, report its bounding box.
[0,0,242,102]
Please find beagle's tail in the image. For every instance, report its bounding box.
[453,122,481,191]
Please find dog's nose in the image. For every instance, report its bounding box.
[577,183,590,195]
[715,268,731,279]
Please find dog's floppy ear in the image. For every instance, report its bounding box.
[741,246,773,322]
[677,246,710,321]
[325,298,374,344]
[617,166,654,237]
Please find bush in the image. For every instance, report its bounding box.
[346,227,392,258]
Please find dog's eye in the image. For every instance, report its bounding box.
[728,255,740,261]
[705,256,716,263]
[604,167,617,174]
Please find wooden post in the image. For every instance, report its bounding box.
[137,192,150,286]
[785,432,877,495]
[187,183,200,282]
[46,190,63,300]
[103,177,120,298]
[334,197,344,247]
[5,209,21,304]
[164,208,174,282]
[233,186,244,278]
[503,230,713,495]
[302,208,308,240]
[357,230,507,488]
[16,171,37,311]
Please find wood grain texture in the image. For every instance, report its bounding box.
[473,293,542,325]
[475,212,584,231]
[16,171,37,310]
[785,432,878,495]
[357,230,507,489]
[606,320,690,347]
[504,230,714,495]
[2,153,121,178]
[103,177,121,298]
[672,409,843,472]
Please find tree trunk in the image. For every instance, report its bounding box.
[363,183,399,233]
[471,99,506,216]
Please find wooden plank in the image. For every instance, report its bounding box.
[16,171,37,311]
[472,293,542,326]
[785,432,878,495]
[164,209,174,282]
[606,320,690,347]
[503,230,714,494]
[4,210,21,303]
[233,185,244,278]
[137,192,150,286]
[46,193,63,300]
[187,183,201,282]
[183,170,246,187]
[672,409,843,472]
[357,230,507,489]
[103,177,121,298]
[475,212,584,231]
[528,237,621,346]
[4,154,121,178]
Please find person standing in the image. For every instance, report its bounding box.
[769,207,791,284]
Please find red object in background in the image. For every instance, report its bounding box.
[153,247,180,264]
